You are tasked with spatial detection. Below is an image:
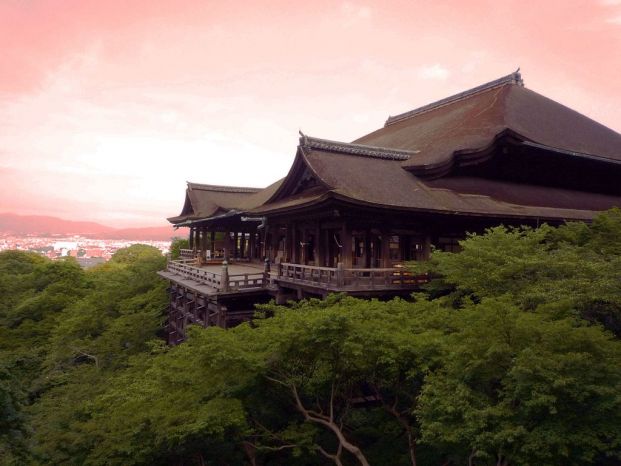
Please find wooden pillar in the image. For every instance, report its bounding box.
[210,231,216,258]
[233,232,239,259]
[315,223,323,267]
[364,229,371,268]
[263,257,270,285]
[195,229,201,261]
[189,227,195,250]
[260,226,268,260]
[300,228,307,265]
[270,227,279,263]
[240,232,247,259]
[221,261,230,292]
[382,229,391,267]
[248,232,255,261]
[423,234,432,261]
[224,230,231,261]
[199,228,205,258]
[341,222,352,268]
[285,225,293,262]
[292,224,300,264]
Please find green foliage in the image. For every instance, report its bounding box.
[170,237,189,260]
[418,210,621,336]
[418,299,621,465]
[0,362,28,466]
[2,211,621,465]
[0,245,167,465]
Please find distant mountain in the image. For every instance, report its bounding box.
[0,213,182,241]
[98,226,180,241]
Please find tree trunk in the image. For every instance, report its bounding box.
[290,383,370,466]
[469,448,477,466]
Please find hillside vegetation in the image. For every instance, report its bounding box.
[1,211,621,465]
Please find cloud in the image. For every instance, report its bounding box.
[341,2,372,24]
[606,14,621,23]
[601,0,621,5]
[418,64,450,81]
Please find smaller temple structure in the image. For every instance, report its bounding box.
[159,71,621,344]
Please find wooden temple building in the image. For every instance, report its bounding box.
[159,71,621,344]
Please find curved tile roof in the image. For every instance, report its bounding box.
[354,74,621,176]
[168,72,621,225]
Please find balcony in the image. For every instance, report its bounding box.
[160,257,268,295]
[275,262,427,293]
[161,256,427,296]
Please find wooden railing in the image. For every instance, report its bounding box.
[166,260,266,292]
[166,260,426,294]
[227,272,266,291]
[278,263,339,285]
[179,248,195,259]
[277,263,427,290]
[167,260,223,289]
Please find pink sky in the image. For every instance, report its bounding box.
[1,0,620,227]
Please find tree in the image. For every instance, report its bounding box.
[169,237,189,260]
[416,210,621,336]
[417,298,621,466]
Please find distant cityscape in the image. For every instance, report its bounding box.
[0,234,172,268]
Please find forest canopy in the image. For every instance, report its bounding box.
[1,211,621,465]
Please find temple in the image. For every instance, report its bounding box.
[159,71,621,344]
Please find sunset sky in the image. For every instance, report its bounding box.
[1,0,620,227]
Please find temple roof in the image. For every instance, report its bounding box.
[169,71,621,225]
[354,71,621,176]
[249,146,620,221]
[168,179,285,225]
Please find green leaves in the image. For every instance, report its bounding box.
[418,299,621,465]
[3,211,621,465]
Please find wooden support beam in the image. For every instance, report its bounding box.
[381,229,391,267]
[240,233,246,259]
[189,227,195,250]
[364,229,371,268]
[300,228,307,265]
[224,230,231,261]
[201,228,208,257]
[249,232,255,260]
[315,222,323,267]
[423,234,432,261]
[341,222,352,268]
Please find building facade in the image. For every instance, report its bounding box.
[159,71,621,344]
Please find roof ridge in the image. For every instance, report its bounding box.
[299,134,418,161]
[187,182,262,193]
[385,69,524,127]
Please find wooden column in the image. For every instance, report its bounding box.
[292,225,300,264]
[261,226,268,260]
[233,232,239,259]
[382,229,391,267]
[248,232,255,261]
[270,227,279,262]
[341,222,352,268]
[285,225,293,262]
[315,223,323,267]
[423,234,432,261]
[210,231,216,258]
[300,228,307,265]
[363,229,371,268]
[199,228,206,258]
[189,227,195,250]
[224,230,231,261]
[240,232,247,259]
